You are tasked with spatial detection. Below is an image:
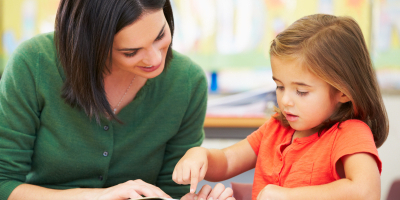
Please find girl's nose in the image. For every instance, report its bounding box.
[281,92,294,107]
[142,45,162,66]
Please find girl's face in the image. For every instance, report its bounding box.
[110,9,172,79]
[271,55,346,136]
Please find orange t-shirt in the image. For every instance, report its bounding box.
[247,118,381,200]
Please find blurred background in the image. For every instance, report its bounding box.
[1,0,400,92]
[0,0,399,199]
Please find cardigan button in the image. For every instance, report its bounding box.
[99,176,103,181]
[103,151,109,157]
[104,126,109,131]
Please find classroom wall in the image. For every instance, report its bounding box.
[0,0,3,71]
[171,0,400,93]
[171,0,400,69]
[172,0,373,70]
[0,0,59,73]
[1,0,400,76]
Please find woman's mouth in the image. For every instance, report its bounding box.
[137,64,161,72]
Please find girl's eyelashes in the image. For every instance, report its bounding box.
[276,86,308,96]
[297,90,308,96]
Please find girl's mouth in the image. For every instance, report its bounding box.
[285,113,299,122]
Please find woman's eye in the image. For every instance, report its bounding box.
[297,90,308,96]
[276,86,284,91]
[155,32,165,41]
[124,51,137,57]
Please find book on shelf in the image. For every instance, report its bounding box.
[207,87,277,118]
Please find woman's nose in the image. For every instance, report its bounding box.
[142,45,162,66]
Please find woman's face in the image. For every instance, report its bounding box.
[111,9,172,79]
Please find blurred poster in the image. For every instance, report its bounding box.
[0,0,60,73]
[372,0,400,91]
[171,0,373,70]
[170,0,399,93]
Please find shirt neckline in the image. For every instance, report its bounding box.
[288,128,323,145]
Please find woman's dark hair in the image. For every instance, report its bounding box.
[55,0,174,123]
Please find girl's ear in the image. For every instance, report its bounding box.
[338,92,351,103]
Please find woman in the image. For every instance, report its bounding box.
[0,0,233,199]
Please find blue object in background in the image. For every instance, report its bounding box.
[210,71,218,92]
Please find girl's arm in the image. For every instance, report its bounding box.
[258,152,380,200]
[173,139,257,193]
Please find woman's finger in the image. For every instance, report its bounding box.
[215,187,233,200]
[128,180,170,198]
[207,183,226,200]
[197,184,213,200]
[130,184,158,197]
[144,184,171,198]
[126,189,143,199]
[181,192,197,200]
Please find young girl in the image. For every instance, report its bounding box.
[172,14,389,200]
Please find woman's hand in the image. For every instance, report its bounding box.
[173,147,209,193]
[181,183,235,200]
[257,184,289,200]
[92,179,171,200]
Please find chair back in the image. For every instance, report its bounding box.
[387,179,400,200]
[230,182,253,200]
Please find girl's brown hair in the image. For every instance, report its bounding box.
[270,14,388,147]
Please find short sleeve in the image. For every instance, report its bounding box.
[247,118,275,155]
[331,120,382,178]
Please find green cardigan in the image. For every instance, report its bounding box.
[0,33,207,199]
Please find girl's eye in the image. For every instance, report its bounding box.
[276,86,284,91]
[124,51,137,57]
[155,32,165,41]
[297,90,308,96]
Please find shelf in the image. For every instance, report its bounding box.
[204,116,268,128]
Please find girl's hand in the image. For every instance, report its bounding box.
[92,179,171,200]
[181,183,235,200]
[257,184,289,200]
[173,147,208,193]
